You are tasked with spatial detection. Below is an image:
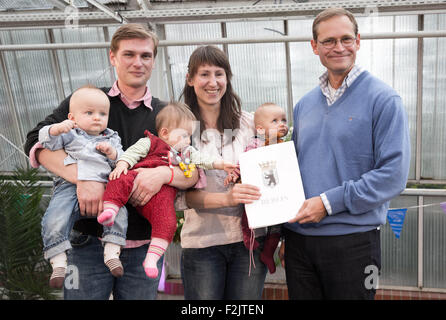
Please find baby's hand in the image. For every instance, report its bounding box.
[109,160,129,180]
[223,175,233,186]
[214,160,240,186]
[96,141,116,159]
[49,119,76,136]
[223,163,238,174]
[224,167,241,186]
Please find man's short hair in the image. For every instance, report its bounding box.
[110,23,159,57]
[312,8,358,40]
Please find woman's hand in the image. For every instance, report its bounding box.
[185,182,261,210]
[225,183,261,206]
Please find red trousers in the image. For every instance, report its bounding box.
[103,132,177,242]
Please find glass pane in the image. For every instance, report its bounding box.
[0,29,60,154]
[0,63,28,171]
[423,196,446,289]
[288,19,325,103]
[226,20,287,114]
[165,23,222,100]
[422,14,446,180]
[380,196,418,287]
[52,27,112,93]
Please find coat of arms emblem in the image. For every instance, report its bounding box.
[259,160,279,188]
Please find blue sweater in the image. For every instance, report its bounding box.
[287,71,411,236]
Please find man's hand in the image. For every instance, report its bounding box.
[128,166,170,207]
[288,196,327,224]
[37,149,77,184]
[76,180,106,217]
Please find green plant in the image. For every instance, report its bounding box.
[0,167,57,300]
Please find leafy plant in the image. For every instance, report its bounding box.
[0,167,57,300]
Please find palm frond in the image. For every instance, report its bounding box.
[0,167,57,300]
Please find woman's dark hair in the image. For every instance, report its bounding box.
[180,45,242,140]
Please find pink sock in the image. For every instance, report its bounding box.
[97,207,118,227]
[143,238,168,279]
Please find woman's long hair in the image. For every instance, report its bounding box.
[180,46,242,140]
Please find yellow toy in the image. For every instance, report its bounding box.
[170,151,196,178]
[179,158,196,178]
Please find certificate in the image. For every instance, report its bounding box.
[239,141,305,229]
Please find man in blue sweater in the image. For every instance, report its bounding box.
[282,8,411,299]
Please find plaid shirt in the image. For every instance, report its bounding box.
[319,64,364,106]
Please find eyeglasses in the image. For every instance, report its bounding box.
[318,37,357,49]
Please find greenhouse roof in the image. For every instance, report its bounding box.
[1,0,446,28]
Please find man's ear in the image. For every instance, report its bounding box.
[355,33,361,51]
[310,39,319,56]
[109,49,116,66]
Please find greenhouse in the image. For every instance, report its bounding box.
[1,0,446,300]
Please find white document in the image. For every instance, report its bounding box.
[239,141,306,229]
